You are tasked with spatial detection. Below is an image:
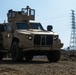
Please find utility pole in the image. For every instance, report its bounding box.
[69,10,76,50]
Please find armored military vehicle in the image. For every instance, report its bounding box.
[0,6,63,62]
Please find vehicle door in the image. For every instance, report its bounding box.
[3,25,13,49]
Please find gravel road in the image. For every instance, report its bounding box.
[0,58,76,75]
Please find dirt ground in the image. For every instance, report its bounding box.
[0,58,76,75]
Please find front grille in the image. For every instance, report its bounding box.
[34,35,41,45]
[34,35,53,46]
[46,35,53,45]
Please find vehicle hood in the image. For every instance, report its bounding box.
[16,29,58,35]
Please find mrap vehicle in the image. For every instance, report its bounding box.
[0,6,63,62]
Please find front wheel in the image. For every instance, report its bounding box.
[47,50,60,62]
[11,41,23,62]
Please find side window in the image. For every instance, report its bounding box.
[4,25,7,31]
[0,25,4,32]
[7,25,12,31]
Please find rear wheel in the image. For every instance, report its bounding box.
[11,41,23,62]
[47,50,60,62]
[0,33,3,50]
[0,52,4,60]
[25,55,33,61]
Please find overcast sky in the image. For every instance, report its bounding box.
[0,0,76,48]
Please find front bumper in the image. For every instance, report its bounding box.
[23,46,52,51]
[52,43,63,49]
[23,43,63,51]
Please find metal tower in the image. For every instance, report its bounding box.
[69,10,76,50]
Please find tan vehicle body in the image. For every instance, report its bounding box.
[0,6,63,62]
[2,22,63,50]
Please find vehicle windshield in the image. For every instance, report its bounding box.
[30,23,44,30]
[16,23,29,29]
[16,23,44,30]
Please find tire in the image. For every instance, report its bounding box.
[11,41,23,62]
[0,52,4,60]
[47,50,60,62]
[0,33,3,50]
[25,55,33,61]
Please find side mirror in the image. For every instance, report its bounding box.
[47,25,53,31]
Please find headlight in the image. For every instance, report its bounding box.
[28,36,33,40]
[26,35,33,40]
[54,35,58,40]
